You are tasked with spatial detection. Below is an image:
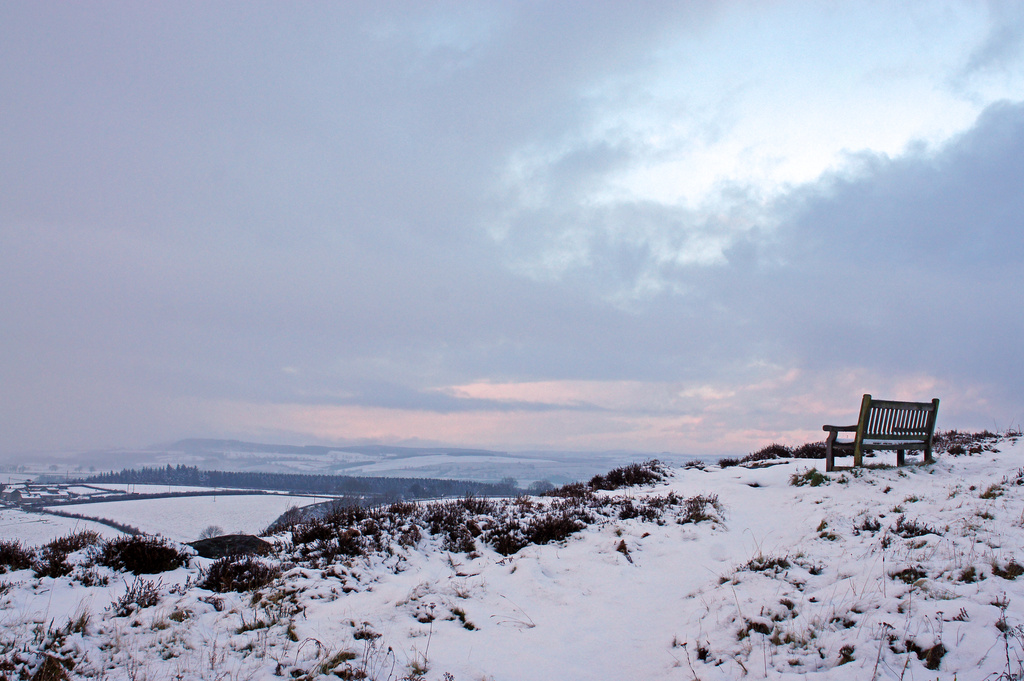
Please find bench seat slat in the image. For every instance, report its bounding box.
[830,441,930,451]
[862,432,930,440]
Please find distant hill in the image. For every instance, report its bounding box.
[2,438,699,486]
[164,438,508,459]
[141,438,692,486]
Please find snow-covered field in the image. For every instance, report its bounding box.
[44,494,326,542]
[3,433,1024,680]
[0,507,123,544]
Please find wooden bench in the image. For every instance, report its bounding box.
[823,394,939,472]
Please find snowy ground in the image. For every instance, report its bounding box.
[44,493,327,542]
[2,433,1024,680]
[0,507,123,545]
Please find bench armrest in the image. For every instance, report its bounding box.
[822,424,858,433]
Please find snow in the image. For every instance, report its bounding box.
[0,507,124,544]
[43,494,325,542]
[2,434,1024,680]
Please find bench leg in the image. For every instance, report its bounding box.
[896,449,905,467]
[825,435,835,472]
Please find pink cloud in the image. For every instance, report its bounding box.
[190,367,994,456]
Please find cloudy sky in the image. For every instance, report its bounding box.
[2,1,1023,457]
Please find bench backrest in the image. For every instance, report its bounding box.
[856,394,940,442]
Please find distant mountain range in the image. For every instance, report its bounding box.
[4,438,699,486]
[145,439,697,486]
[164,438,510,459]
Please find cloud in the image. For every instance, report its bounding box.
[762,101,1024,379]
[960,0,1024,77]
[1,4,1023,456]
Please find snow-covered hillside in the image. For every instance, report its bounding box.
[2,432,1023,680]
